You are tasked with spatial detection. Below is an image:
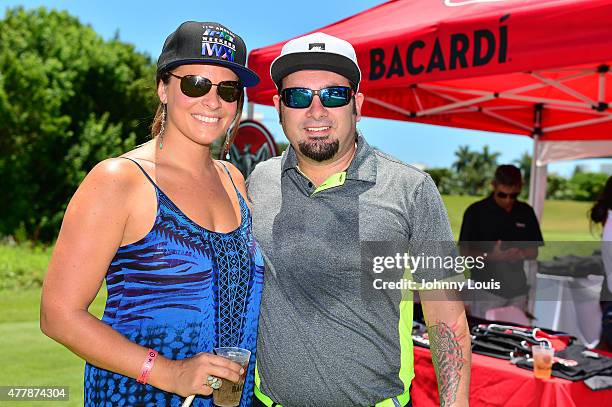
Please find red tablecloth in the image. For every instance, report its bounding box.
[412,346,612,407]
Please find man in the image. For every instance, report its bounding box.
[248,32,470,407]
[459,165,544,321]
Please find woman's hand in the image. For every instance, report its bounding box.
[164,353,244,397]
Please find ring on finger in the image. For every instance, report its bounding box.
[205,375,222,390]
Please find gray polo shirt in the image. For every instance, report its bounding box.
[247,135,454,406]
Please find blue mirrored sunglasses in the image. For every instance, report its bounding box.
[280,86,353,109]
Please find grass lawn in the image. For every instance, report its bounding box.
[0,196,601,405]
[0,244,53,290]
[0,289,106,406]
[539,199,599,241]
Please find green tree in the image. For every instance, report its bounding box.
[425,167,458,195]
[452,145,500,195]
[452,145,474,174]
[513,151,532,199]
[0,7,157,242]
[546,173,570,200]
[514,151,532,187]
[426,167,451,188]
[567,172,610,201]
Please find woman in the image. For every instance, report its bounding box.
[590,175,612,350]
[40,21,263,406]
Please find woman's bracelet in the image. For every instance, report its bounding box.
[137,349,159,384]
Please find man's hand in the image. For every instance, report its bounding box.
[487,240,523,261]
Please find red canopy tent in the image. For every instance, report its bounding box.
[248,0,612,139]
[246,0,612,218]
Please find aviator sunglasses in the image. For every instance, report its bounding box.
[169,72,242,102]
[280,86,354,109]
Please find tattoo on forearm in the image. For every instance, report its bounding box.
[428,321,466,407]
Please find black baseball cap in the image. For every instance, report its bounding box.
[157,21,260,87]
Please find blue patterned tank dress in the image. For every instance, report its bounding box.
[84,158,264,406]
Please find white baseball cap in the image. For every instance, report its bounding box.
[270,32,361,90]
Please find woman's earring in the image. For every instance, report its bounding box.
[223,130,231,160]
[158,104,167,150]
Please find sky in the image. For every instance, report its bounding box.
[3,0,611,177]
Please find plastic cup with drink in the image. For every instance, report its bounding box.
[211,347,251,407]
[180,347,251,407]
[532,343,554,380]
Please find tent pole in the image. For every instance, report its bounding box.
[526,135,540,325]
[247,102,254,120]
[544,114,612,133]
[528,104,543,214]
[527,104,544,324]
[528,134,539,211]
[531,72,597,106]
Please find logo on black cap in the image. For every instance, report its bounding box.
[201,24,236,61]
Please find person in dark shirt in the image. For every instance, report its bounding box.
[590,175,612,350]
[459,164,544,321]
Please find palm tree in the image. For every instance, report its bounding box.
[453,145,501,195]
[481,145,501,169]
[514,151,532,187]
[453,145,474,173]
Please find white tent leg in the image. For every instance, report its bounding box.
[529,138,547,223]
[528,137,548,322]
[535,164,547,222]
[526,259,539,324]
[527,130,546,321]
